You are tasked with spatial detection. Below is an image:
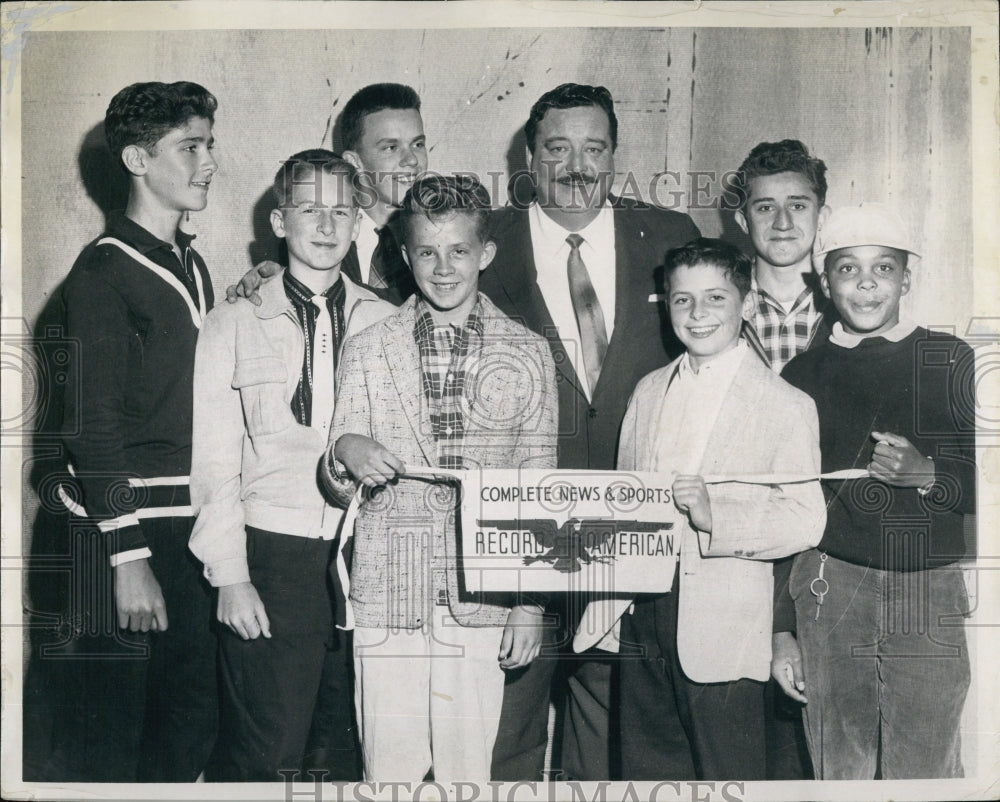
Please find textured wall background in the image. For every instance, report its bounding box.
[21,26,971,328]
[11,21,983,776]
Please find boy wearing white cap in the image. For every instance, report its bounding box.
[775,203,976,779]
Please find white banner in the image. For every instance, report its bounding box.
[334,466,866,610]
[459,469,682,594]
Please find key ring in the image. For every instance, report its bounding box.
[810,551,829,599]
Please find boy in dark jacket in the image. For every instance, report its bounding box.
[57,81,220,781]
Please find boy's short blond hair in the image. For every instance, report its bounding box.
[398,174,492,244]
[272,149,359,209]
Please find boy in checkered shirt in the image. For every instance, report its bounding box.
[731,139,837,779]
[733,140,836,372]
[323,174,558,782]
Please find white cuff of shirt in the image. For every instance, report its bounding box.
[203,556,252,588]
[109,547,152,568]
[917,456,936,497]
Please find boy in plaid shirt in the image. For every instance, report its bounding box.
[733,140,835,373]
[324,175,558,782]
[731,140,837,779]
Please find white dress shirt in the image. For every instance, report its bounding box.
[589,341,748,651]
[652,341,749,477]
[528,201,616,400]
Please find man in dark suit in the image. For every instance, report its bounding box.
[481,83,700,782]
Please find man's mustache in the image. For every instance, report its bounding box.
[556,172,598,186]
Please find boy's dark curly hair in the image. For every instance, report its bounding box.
[733,139,827,210]
[105,81,217,168]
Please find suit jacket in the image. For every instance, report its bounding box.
[331,293,559,629]
[340,215,417,306]
[480,199,700,470]
[574,350,826,683]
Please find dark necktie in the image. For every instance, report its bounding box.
[566,233,609,394]
[371,225,403,290]
[310,295,334,440]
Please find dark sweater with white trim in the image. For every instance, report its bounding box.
[60,212,214,554]
[781,326,976,572]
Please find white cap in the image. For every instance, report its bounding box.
[813,202,920,271]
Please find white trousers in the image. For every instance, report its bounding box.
[353,607,507,783]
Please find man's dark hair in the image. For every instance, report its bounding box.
[340,83,422,152]
[271,148,358,208]
[398,173,492,244]
[524,83,618,154]
[105,81,217,168]
[663,238,753,299]
[734,139,828,210]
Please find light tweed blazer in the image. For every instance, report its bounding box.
[575,351,826,683]
[331,293,558,629]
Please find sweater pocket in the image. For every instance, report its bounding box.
[233,356,294,437]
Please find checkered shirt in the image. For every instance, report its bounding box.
[746,273,825,373]
[414,298,484,470]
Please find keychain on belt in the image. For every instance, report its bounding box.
[810,552,829,621]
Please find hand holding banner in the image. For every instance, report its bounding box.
[460,469,682,594]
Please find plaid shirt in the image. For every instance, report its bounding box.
[745,272,826,373]
[414,298,484,470]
